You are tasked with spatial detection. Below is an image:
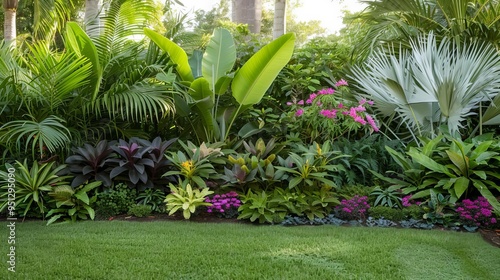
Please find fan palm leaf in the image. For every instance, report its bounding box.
[0,115,71,159]
[351,32,500,138]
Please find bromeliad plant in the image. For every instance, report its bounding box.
[145,27,295,143]
[276,141,345,190]
[163,141,224,188]
[164,183,213,219]
[0,160,70,219]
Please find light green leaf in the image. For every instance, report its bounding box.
[231,33,295,105]
[144,28,194,82]
[202,28,236,90]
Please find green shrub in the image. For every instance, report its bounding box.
[95,183,137,218]
[127,204,153,217]
[403,205,424,220]
[368,206,405,221]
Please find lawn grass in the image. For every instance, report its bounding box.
[1,220,499,279]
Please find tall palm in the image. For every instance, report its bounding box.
[355,0,500,57]
[231,0,262,33]
[273,0,286,39]
[2,0,17,45]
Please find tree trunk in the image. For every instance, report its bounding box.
[85,0,102,37]
[231,0,262,34]
[3,0,18,45]
[273,0,286,39]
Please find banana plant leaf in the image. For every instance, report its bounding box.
[202,28,236,91]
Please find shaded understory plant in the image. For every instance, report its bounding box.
[375,134,500,214]
[95,183,137,218]
[65,140,114,187]
[46,181,102,225]
[0,160,70,219]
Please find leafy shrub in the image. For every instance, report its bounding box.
[95,183,137,218]
[65,140,114,187]
[402,205,424,220]
[205,191,241,219]
[332,135,403,186]
[334,195,370,221]
[46,181,101,225]
[0,160,70,218]
[127,204,153,217]
[284,84,380,144]
[368,206,405,221]
[377,135,500,214]
[237,189,286,223]
[421,191,457,226]
[275,141,344,190]
[164,183,213,219]
[136,188,166,213]
[370,186,402,208]
[456,197,497,228]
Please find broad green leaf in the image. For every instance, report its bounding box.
[408,148,454,177]
[202,28,236,90]
[231,33,295,105]
[189,50,204,78]
[453,177,469,199]
[190,78,213,101]
[65,22,101,102]
[445,150,468,176]
[144,28,194,82]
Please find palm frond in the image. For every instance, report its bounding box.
[94,83,174,123]
[0,115,71,160]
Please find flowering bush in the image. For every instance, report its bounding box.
[205,191,241,219]
[286,80,379,143]
[402,195,421,207]
[456,197,497,228]
[335,195,370,220]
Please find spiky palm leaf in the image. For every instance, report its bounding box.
[351,32,500,138]
[356,0,500,57]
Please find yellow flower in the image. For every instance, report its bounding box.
[181,160,194,173]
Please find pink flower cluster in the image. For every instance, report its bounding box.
[402,195,421,207]
[456,197,497,227]
[288,84,379,132]
[335,195,370,220]
[205,191,241,214]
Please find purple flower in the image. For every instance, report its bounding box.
[295,109,304,117]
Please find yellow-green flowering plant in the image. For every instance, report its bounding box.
[164,183,213,219]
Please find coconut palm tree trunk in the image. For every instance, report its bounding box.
[231,0,262,33]
[3,0,18,45]
[273,0,286,39]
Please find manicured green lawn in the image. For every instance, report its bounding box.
[1,220,499,279]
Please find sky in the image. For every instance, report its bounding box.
[173,0,366,34]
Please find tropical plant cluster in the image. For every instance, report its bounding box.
[0,0,499,234]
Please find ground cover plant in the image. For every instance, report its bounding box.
[1,221,499,280]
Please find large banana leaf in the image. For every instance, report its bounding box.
[65,22,102,102]
[202,28,236,91]
[231,33,295,105]
[144,28,194,82]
